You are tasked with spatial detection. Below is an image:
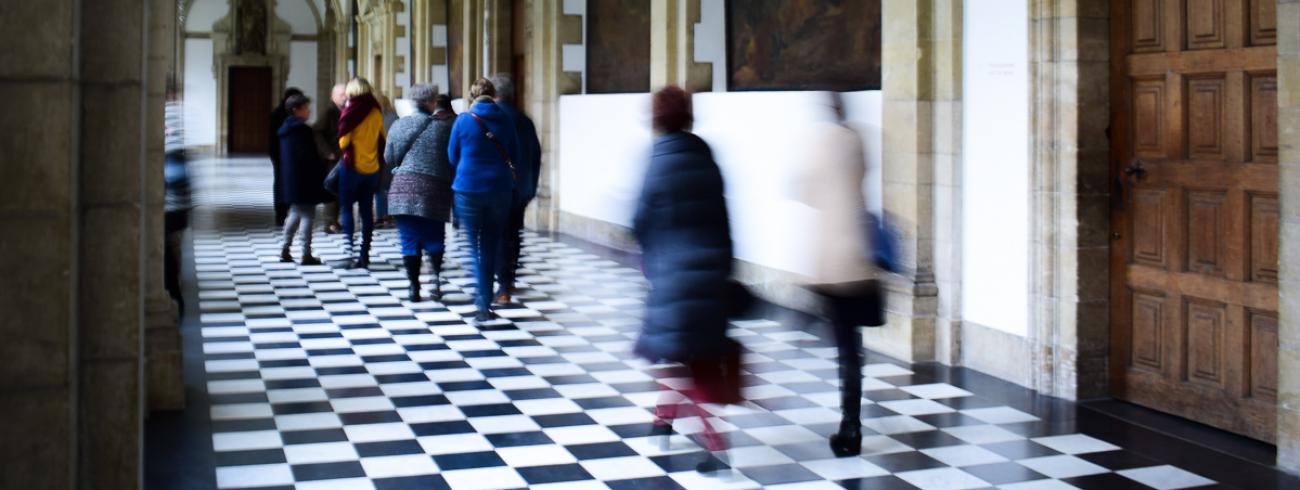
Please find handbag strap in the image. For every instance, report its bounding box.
[468,112,518,179]
[391,115,436,168]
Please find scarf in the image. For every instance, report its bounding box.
[338,94,383,170]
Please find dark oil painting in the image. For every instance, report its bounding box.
[587,0,652,93]
[728,0,881,91]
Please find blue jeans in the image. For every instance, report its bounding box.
[455,191,512,313]
[376,192,389,219]
[339,165,380,252]
[396,215,446,256]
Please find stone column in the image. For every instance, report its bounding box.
[875,0,961,362]
[411,0,433,85]
[649,0,710,92]
[79,0,151,484]
[0,0,83,486]
[484,0,513,76]
[1023,0,1110,400]
[461,0,484,91]
[522,0,582,232]
[145,0,186,412]
[1276,0,1300,475]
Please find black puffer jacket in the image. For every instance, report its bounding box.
[632,131,733,363]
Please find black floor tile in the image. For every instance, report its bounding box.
[960,462,1049,485]
[290,461,366,481]
[372,474,452,490]
[354,439,425,457]
[740,463,822,485]
[432,451,506,470]
[486,431,554,447]
[865,451,948,472]
[564,441,638,459]
[280,428,349,445]
[837,475,918,490]
[515,463,595,485]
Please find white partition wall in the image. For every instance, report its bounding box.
[557,90,883,276]
[962,0,1030,336]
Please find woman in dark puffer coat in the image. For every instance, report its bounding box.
[386,86,456,302]
[632,86,737,474]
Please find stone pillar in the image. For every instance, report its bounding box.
[522,0,583,233]
[145,0,185,412]
[1023,0,1111,400]
[78,0,150,484]
[0,0,82,486]
[484,0,513,76]
[412,0,433,85]
[1276,0,1300,475]
[649,0,710,92]
[875,0,959,362]
[461,0,484,92]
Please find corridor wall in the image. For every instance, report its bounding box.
[556,90,883,276]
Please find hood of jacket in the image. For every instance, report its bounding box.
[653,131,711,158]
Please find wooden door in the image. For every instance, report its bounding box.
[227,66,271,154]
[1110,0,1279,442]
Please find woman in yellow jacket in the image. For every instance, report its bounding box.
[336,78,387,268]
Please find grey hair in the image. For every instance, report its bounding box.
[489,73,515,103]
[407,84,438,108]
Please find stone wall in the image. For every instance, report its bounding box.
[1277,0,1300,475]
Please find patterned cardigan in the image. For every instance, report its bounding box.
[384,110,455,221]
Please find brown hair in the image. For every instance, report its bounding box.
[652,85,693,134]
[469,78,497,100]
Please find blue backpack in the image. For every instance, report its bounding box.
[866,212,901,273]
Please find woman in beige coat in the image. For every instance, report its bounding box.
[794,92,882,457]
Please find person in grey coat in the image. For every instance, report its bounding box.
[385,85,456,302]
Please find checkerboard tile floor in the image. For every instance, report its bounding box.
[190,158,1220,489]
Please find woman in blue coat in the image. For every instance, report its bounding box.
[632,86,736,473]
[448,78,519,323]
[278,94,329,265]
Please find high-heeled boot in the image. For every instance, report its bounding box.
[428,250,444,300]
[354,243,371,269]
[829,418,863,457]
[403,256,422,302]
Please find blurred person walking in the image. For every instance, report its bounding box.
[448,78,519,323]
[163,79,193,315]
[488,73,542,305]
[315,83,346,234]
[632,86,740,474]
[794,92,884,457]
[277,94,328,265]
[386,86,456,302]
[337,77,387,269]
[269,87,304,226]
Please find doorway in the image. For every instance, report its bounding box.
[1108,0,1279,442]
[227,66,272,154]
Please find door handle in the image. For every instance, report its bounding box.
[1123,160,1148,180]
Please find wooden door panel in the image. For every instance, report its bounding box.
[1186,76,1227,160]
[1186,0,1226,50]
[1249,74,1278,162]
[227,66,271,154]
[1249,0,1276,46]
[1248,193,1280,283]
[1185,189,1228,276]
[1111,0,1277,443]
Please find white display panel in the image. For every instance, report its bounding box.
[962,0,1030,336]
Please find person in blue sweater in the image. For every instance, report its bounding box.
[448,78,520,323]
[488,73,542,304]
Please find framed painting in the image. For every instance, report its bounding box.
[727,0,882,91]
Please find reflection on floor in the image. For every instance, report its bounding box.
[146,157,1298,490]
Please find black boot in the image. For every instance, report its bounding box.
[354,243,371,269]
[404,256,423,302]
[829,418,863,457]
[428,250,444,300]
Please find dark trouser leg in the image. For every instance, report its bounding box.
[831,296,863,427]
[496,200,528,295]
[455,192,510,318]
[272,160,287,226]
[163,211,188,314]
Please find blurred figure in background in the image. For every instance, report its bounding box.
[794,92,883,457]
[315,83,346,234]
[448,78,519,323]
[374,94,400,229]
[489,73,542,305]
[633,85,739,474]
[337,78,387,269]
[163,78,193,315]
[386,86,457,302]
[268,87,304,226]
[277,94,328,265]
